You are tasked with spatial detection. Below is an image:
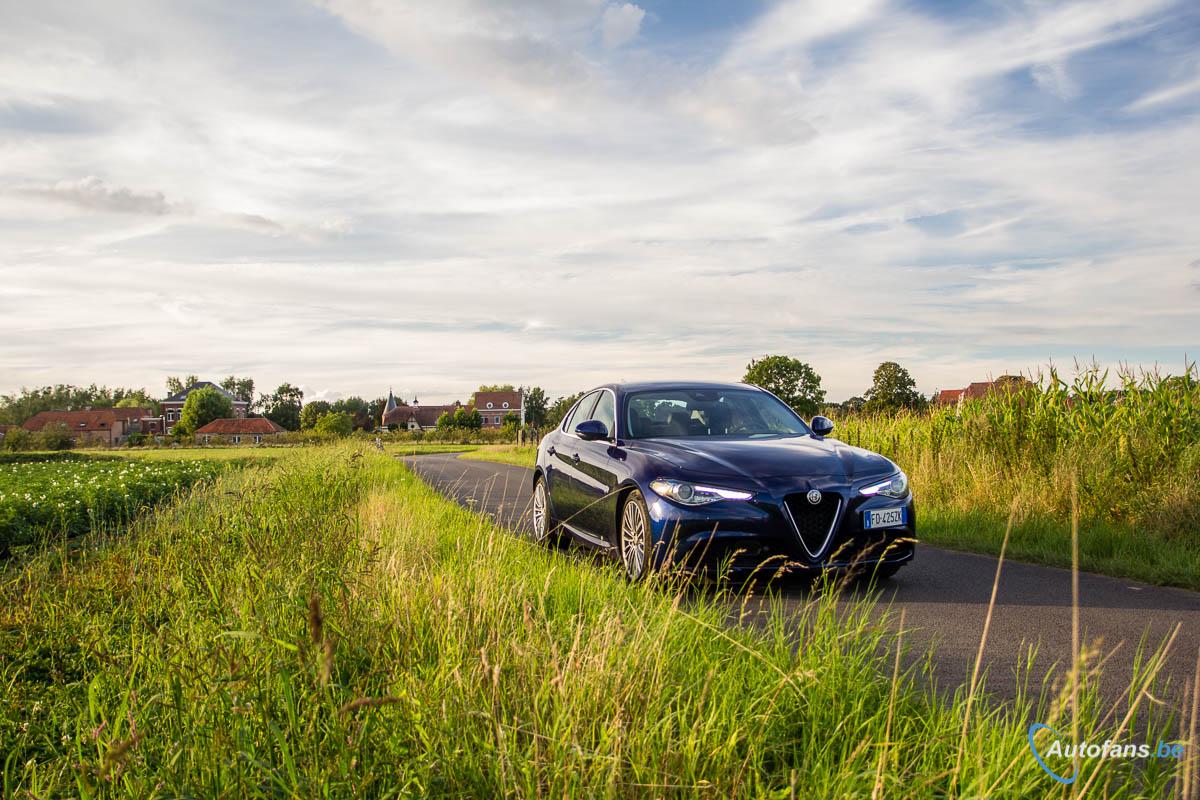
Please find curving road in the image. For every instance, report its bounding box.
[402,452,1200,717]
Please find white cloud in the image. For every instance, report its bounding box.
[601,3,645,49]
[1125,74,1200,112]
[21,176,174,215]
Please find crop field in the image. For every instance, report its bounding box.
[838,366,1200,588]
[0,444,1185,797]
[0,456,220,554]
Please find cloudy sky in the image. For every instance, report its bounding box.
[2,0,1198,403]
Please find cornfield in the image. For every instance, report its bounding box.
[835,364,1200,585]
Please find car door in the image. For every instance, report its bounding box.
[548,391,600,528]
[572,389,623,541]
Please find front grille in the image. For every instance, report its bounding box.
[783,493,842,560]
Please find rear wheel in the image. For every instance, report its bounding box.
[531,477,559,545]
[619,490,652,580]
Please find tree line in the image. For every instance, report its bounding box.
[0,361,928,442]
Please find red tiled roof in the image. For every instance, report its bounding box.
[964,381,994,400]
[23,409,132,432]
[109,407,152,421]
[470,390,521,412]
[194,417,286,435]
[936,389,965,404]
[385,404,458,428]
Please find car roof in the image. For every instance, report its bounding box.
[594,380,763,394]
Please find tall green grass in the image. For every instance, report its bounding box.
[0,445,1186,796]
[837,364,1200,587]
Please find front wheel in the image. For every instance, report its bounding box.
[619,490,653,580]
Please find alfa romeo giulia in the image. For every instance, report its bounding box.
[531,381,915,580]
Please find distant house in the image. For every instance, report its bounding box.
[382,391,461,431]
[22,408,151,446]
[0,424,16,440]
[378,387,524,431]
[161,381,249,432]
[470,390,522,429]
[194,417,286,445]
[935,376,1032,405]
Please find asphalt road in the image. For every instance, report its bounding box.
[402,452,1200,717]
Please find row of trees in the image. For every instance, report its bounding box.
[0,384,160,425]
[742,356,926,416]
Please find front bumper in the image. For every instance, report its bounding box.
[644,484,916,576]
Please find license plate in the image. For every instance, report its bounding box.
[863,507,906,530]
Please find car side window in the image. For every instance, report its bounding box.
[587,390,615,435]
[562,391,600,432]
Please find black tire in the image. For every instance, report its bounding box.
[869,562,903,581]
[618,490,653,580]
[531,476,561,546]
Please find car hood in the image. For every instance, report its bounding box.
[629,435,897,486]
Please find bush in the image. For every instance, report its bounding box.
[313,411,353,438]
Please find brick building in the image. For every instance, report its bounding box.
[22,408,151,446]
[194,417,286,444]
[470,390,522,429]
[161,381,249,432]
[381,390,461,431]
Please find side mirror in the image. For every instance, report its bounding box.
[574,419,610,441]
[810,415,834,437]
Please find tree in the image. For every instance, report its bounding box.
[299,400,332,430]
[330,396,374,430]
[175,387,234,436]
[864,362,926,413]
[839,396,866,415]
[743,356,826,417]
[263,383,304,431]
[166,375,201,396]
[546,392,583,429]
[115,391,160,415]
[453,407,482,429]
[477,384,515,392]
[36,423,74,451]
[523,386,548,427]
[313,411,353,437]
[368,397,390,424]
[503,411,520,427]
[436,411,454,429]
[220,375,256,407]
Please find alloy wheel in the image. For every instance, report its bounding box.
[532,480,549,543]
[620,495,648,579]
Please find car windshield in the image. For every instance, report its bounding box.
[625,388,810,439]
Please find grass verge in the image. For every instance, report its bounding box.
[457,444,537,469]
[0,445,1184,796]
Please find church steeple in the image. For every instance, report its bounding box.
[382,388,398,429]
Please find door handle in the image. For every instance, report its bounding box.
[547,446,556,456]
[572,452,580,464]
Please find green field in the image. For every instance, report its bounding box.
[0,445,1181,797]
[0,457,220,554]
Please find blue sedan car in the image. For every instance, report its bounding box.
[531,381,915,581]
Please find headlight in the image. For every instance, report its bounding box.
[649,478,753,506]
[860,472,909,498]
